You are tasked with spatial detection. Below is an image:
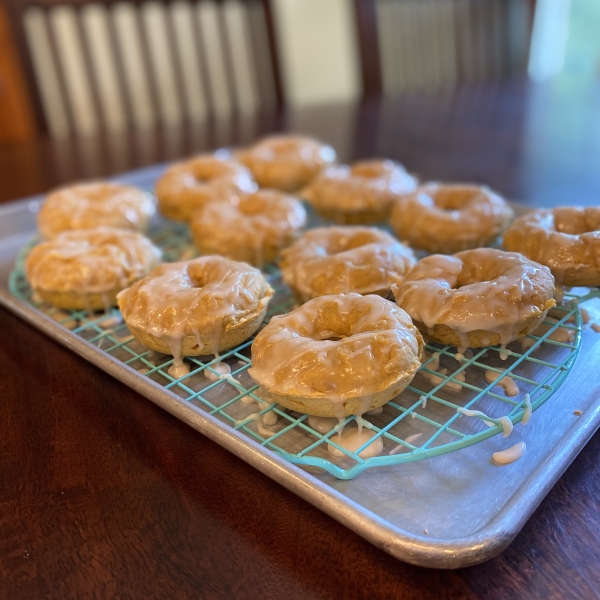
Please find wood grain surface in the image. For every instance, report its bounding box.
[1,81,600,599]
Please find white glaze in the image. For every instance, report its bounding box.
[119,256,272,372]
[395,248,555,346]
[327,428,383,458]
[307,159,417,215]
[457,407,491,419]
[191,189,307,267]
[458,407,512,436]
[205,362,232,381]
[307,416,340,434]
[280,226,416,301]
[485,369,519,396]
[446,371,466,392]
[100,315,123,329]
[389,432,423,455]
[38,182,155,239]
[503,207,600,285]
[522,393,532,425]
[248,293,422,399]
[236,413,274,437]
[262,410,278,426]
[521,317,575,348]
[26,228,162,297]
[391,183,514,254]
[554,285,564,303]
[497,416,514,437]
[168,361,190,379]
[424,368,447,387]
[492,441,526,465]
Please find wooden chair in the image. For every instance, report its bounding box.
[4,0,283,138]
[354,0,537,98]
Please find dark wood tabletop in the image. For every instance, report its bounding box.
[1,80,600,600]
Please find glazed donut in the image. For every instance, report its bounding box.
[38,182,155,239]
[190,190,307,267]
[305,159,418,224]
[25,227,162,311]
[155,152,257,222]
[503,207,600,287]
[238,135,336,192]
[248,293,423,417]
[394,248,555,349]
[390,183,514,254]
[118,256,273,368]
[280,226,417,302]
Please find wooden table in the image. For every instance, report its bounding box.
[2,81,599,599]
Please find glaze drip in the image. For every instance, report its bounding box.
[248,293,423,399]
[492,442,526,464]
[327,428,383,458]
[395,248,556,347]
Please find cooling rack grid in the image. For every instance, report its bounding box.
[10,222,599,479]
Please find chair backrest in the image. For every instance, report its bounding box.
[355,0,536,98]
[5,0,283,137]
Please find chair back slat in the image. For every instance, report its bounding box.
[23,7,70,136]
[170,0,209,122]
[8,0,282,136]
[51,6,100,133]
[81,4,129,131]
[141,2,184,124]
[246,0,276,110]
[364,0,534,97]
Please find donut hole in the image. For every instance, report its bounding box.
[430,186,480,211]
[76,184,118,203]
[454,252,517,288]
[327,231,383,255]
[236,194,272,216]
[553,207,600,234]
[351,161,392,179]
[189,160,232,184]
[259,138,299,159]
[310,299,390,340]
[186,263,208,288]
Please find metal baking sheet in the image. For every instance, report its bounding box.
[2,165,600,569]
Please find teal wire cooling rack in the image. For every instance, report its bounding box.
[9,222,599,479]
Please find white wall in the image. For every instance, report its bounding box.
[271,0,362,107]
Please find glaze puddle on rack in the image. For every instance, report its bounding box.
[1,165,600,568]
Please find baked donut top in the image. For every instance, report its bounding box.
[503,207,600,283]
[26,227,162,294]
[38,182,155,239]
[280,226,417,301]
[117,256,273,352]
[157,153,257,197]
[238,135,336,191]
[249,293,423,398]
[306,159,418,210]
[391,183,514,253]
[243,135,336,164]
[192,189,307,236]
[394,248,555,344]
